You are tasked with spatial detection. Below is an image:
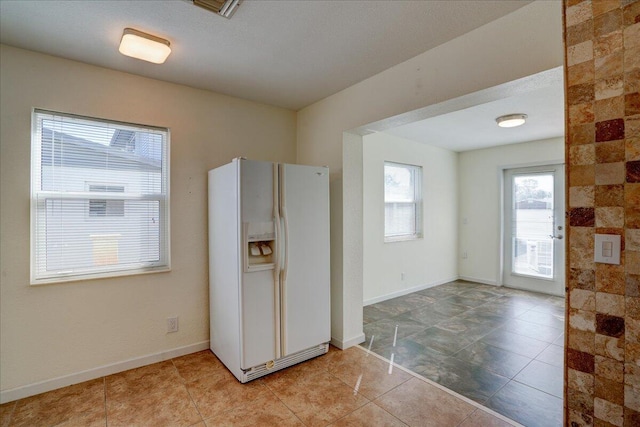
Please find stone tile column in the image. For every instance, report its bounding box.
[564,1,640,426]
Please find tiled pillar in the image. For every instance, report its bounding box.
[564,1,640,426]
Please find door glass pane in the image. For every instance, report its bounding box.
[511,173,554,279]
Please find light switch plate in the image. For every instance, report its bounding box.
[594,234,621,265]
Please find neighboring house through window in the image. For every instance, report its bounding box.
[88,184,125,217]
[31,109,170,284]
[384,161,423,242]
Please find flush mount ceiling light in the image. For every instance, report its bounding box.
[496,113,528,128]
[119,28,171,64]
[193,0,241,18]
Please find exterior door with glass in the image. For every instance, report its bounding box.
[503,165,565,296]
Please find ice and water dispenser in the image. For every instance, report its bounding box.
[244,221,275,271]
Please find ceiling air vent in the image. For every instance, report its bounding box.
[193,0,241,19]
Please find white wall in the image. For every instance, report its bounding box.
[363,133,458,303]
[296,1,563,347]
[0,45,297,398]
[458,137,564,285]
[336,133,366,347]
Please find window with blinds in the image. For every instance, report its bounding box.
[30,109,170,284]
[384,161,423,242]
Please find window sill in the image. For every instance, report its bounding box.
[384,234,422,243]
[30,265,171,286]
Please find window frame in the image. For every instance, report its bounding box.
[30,109,171,285]
[383,161,423,243]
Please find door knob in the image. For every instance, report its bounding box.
[549,234,563,240]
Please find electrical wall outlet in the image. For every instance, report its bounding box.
[167,316,179,333]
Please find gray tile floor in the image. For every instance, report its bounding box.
[361,280,565,427]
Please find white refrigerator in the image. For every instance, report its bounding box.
[208,158,330,382]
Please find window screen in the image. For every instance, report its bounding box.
[31,109,170,284]
[384,161,422,241]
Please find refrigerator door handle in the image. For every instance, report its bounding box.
[279,165,289,282]
[273,215,282,359]
[279,164,289,355]
[281,208,290,284]
[272,164,282,359]
[279,213,288,355]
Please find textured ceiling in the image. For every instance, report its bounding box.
[0,0,531,111]
[384,80,565,152]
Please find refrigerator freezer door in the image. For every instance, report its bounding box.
[241,160,276,226]
[208,164,242,379]
[279,163,331,356]
[240,159,278,369]
[241,270,277,368]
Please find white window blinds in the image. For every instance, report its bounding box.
[31,110,170,284]
[384,161,422,241]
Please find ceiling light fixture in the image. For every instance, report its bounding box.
[496,113,528,128]
[119,28,171,64]
[193,0,241,18]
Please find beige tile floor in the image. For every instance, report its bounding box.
[0,345,523,427]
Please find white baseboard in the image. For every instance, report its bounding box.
[0,341,210,404]
[330,332,365,350]
[363,276,459,306]
[458,276,498,286]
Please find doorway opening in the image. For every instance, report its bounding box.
[502,165,565,296]
[346,67,567,426]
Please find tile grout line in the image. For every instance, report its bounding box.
[351,344,523,426]
[261,375,313,426]
[367,374,414,425]
[321,353,408,426]
[268,385,307,427]
[361,280,565,426]
[447,347,528,382]
[480,374,565,425]
[335,347,413,400]
[329,398,410,427]
[454,408,493,427]
[371,401,410,427]
[465,381,528,427]
[454,408,476,427]
[4,400,17,427]
[103,376,107,427]
[313,347,410,425]
[510,358,564,400]
[509,377,564,400]
[170,358,206,426]
[474,372,522,411]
